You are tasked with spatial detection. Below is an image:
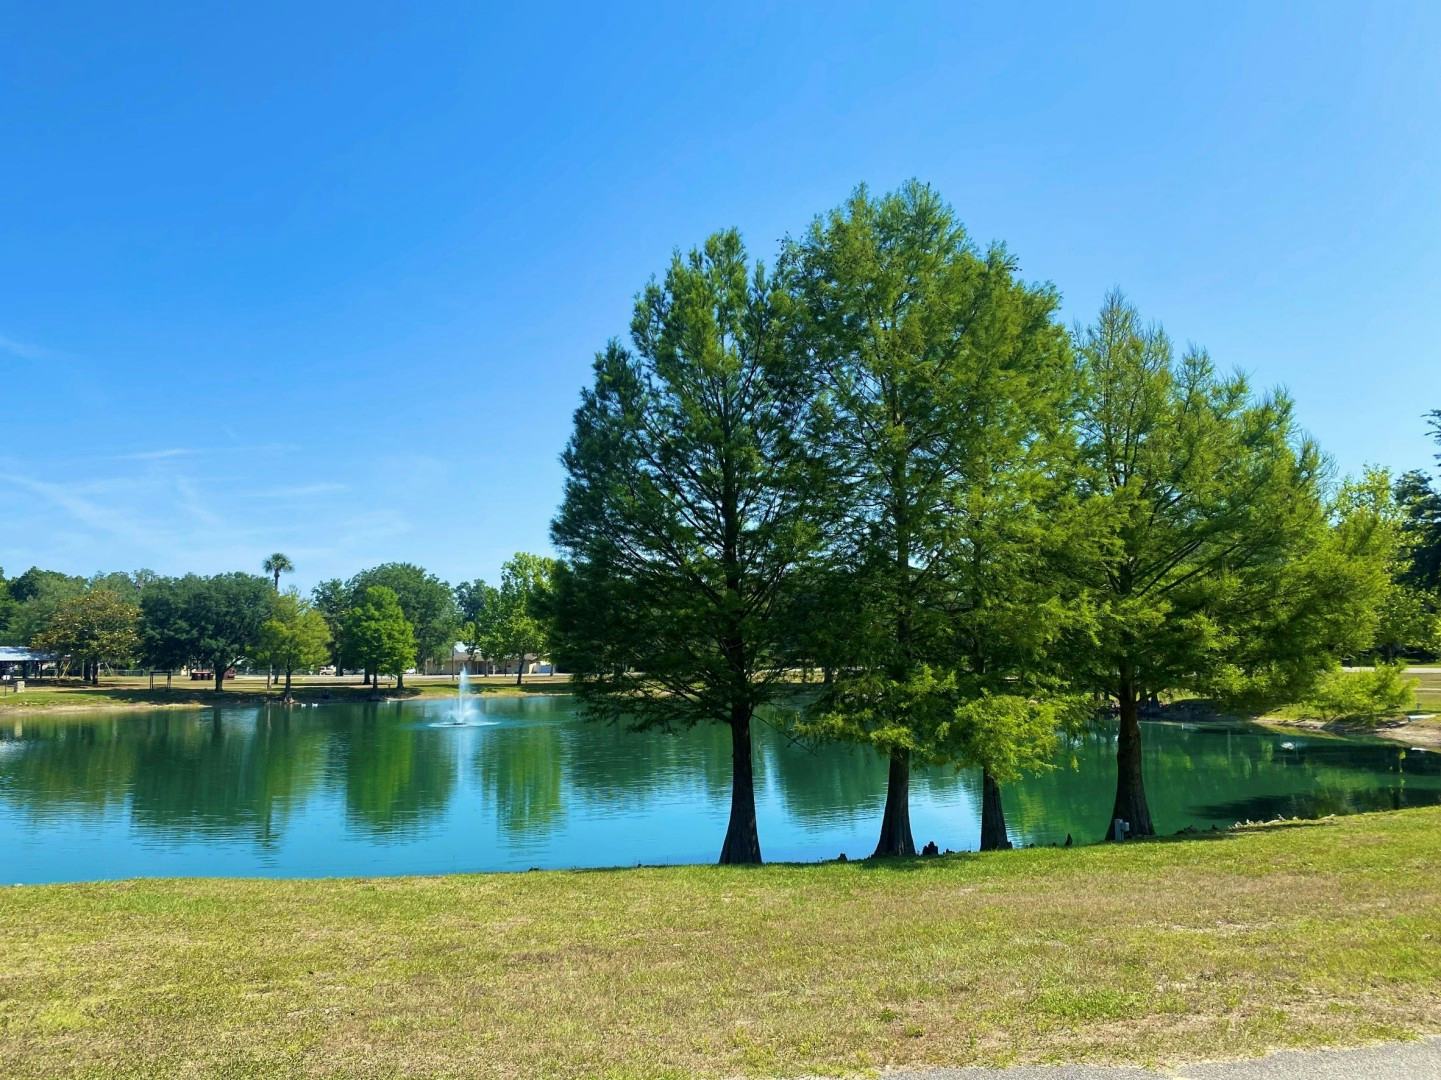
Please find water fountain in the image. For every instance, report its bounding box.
[456,665,473,725]
[430,665,475,726]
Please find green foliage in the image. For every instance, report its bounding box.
[1072,291,1335,705]
[552,228,824,734]
[454,578,503,669]
[31,588,141,676]
[343,586,416,682]
[940,693,1090,785]
[1208,468,1409,709]
[1395,468,1441,594]
[1302,663,1418,723]
[263,553,295,591]
[783,181,1076,780]
[0,569,12,644]
[310,578,351,671]
[138,573,275,682]
[253,591,331,691]
[1373,583,1440,660]
[347,563,456,670]
[4,567,86,646]
[498,553,555,664]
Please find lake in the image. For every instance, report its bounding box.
[2,694,1438,884]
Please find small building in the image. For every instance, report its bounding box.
[0,647,53,680]
[446,644,554,677]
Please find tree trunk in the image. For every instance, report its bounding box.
[718,708,762,864]
[1107,667,1154,839]
[873,748,916,857]
[214,664,225,692]
[515,657,524,686]
[396,671,405,691]
[979,767,1013,851]
[166,670,172,691]
[283,668,293,697]
[89,658,99,687]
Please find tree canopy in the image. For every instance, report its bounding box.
[139,573,275,691]
[494,553,557,684]
[552,227,825,864]
[343,586,416,689]
[254,591,331,696]
[32,588,141,684]
[347,563,456,673]
[263,553,295,592]
[1066,291,1377,838]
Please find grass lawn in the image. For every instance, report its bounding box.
[0,674,569,714]
[1,808,1438,1079]
[1413,668,1441,709]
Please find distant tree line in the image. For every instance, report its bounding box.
[0,552,558,696]
[550,180,1441,865]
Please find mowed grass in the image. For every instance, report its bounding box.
[2,810,1440,1079]
[1413,668,1441,709]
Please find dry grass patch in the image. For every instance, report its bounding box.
[1,809,1439,1078]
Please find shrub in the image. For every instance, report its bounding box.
[1302,662,1417,723]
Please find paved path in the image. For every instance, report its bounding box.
[890,1037,1441,1079]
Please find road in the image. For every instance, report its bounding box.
[892,1037,1441,1079]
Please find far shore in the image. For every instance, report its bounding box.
[0,673,574,717]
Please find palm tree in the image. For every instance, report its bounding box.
[263,553,294,592]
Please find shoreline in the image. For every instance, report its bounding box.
[1256,713,1441,750]
[0,679,574,717]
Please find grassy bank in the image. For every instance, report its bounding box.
[1258,667,1441,749]
[0,674,571,714]
[2,809,1438,1079]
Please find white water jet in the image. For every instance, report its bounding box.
[457,665,472,724]
[432,665,476,727]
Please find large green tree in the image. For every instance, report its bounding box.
[347,563,456,674]
[33,588,141,684]
[139,573,275,691]
[784,181,1072,856]
[495,552,557,684]
[1393,413,1441,650]
[552,228,823,865]
[254,591,331,698]
[1070,292,1373,839]
[343,586,416,690]
[4,567,85,647]
[311,578,352,673]
[454,578,503,673]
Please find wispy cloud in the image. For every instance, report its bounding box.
[115,448,198,462]
[174,475,225,530]
[5,474,169,550]
[0,334,55,361]
[104,443,297,465]
[237,482,350,499]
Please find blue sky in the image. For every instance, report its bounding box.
[3,2,1439,591]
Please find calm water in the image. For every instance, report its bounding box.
[2,695,1438,884]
